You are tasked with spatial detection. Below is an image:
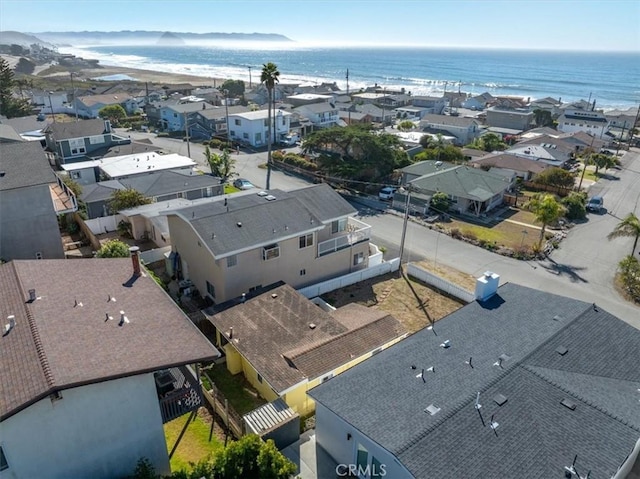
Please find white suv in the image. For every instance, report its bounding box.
[378,187,396,201]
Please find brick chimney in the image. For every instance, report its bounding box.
[129,246,141,277]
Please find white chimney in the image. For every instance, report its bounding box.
[475,271,500,301]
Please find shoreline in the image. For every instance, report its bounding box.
[58,65,227,87]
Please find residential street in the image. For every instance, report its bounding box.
[121,130,640,327]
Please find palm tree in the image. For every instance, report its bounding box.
[525,193,564,248]
[260,62,280,189]
[608,212,640,255]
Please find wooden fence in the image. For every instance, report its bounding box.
[201,382,245,439]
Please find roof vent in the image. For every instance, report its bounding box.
[555,346,568,356]
[265,195,277,201]
[0,171,5,178]
[271,293,278,299]
[309,323,316,329]
[440,340,451,349]
[119,310,129,326]
[237,222,242,228]
[553,314,564,321]
[561,398,576,411]
[257,191,268,197]
[4,315,16,335]
[493,394,508,406]
[424,404,441,416]
[28,289,37,302]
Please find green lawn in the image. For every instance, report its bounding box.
[224,184,240,194]
[441,215,541,250]
[164,411,223,473]
[204,366,266,415]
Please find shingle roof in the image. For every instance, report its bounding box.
[196,105,251,120]
[207,284,405,392]
[471,153,550,174]
[309,283,640,479]
[294,103,337,114]
[421,114,479,128]
[80,180,125,203]
[401,160,457,177]
[78,92,134,107]
[0,259,219,421]
[169,184,355,258]
[45,118,108,140]
[0,142,56,191]
[410,166,512,201]
[122,170,221,197]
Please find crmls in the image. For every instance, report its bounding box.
[338,464,387,477]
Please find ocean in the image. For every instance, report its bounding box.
[61,44,640,111]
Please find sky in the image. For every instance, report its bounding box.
[1,0,639,52]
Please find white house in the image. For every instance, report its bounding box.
[557,109,609,138]
[293,102,339,129]
[0,257,219,478]
[228,109,292,147]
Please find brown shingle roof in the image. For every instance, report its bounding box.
[207,285,406,393]
[0,259,219,420]
[471,153,550,174]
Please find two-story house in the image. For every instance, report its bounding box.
[145,100,217,133]
[485,106,534,132]
[228,109,292,147]
[419,114,482,146]
[190,104,251,140]
[166,184,372,304]
[409,96,446,115]
[293,102,340,130]
[0,142,77,261]
[44,118,131,166]
[0,256,219,478]
[557,108,609,138]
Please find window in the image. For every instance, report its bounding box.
[68,138,86,155]
[299,233,313,249]
[249,284,262,293]
[35,252,43,260]
[257,373,263,383]
[372,457,383,478]
[206,281,215,299]
[264,119,269,127]
[71,171,81,179]
[353,252,364,265]
[300,269,306,276]
[263,244,280,260]
[243,133,249,139]
[226,255,237,268]
[331,218,347,234]
[0,446,8,471]
[255,132,262,143]
[235,119,241,126]
[356,444,368,472]
[321,373,333,383]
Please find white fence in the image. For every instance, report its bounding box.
[297,258,400,298]
[141,246,171,265]
[84,215,122,235]
[406,263,475,303]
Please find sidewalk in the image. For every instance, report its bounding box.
[281,430,338,479]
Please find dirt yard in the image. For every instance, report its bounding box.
[322,263,473,333]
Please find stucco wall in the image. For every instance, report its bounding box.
[0,373,169,479]
[314,402,412,479]
[0,186,64,261]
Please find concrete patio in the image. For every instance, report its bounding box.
[281,429,338,479]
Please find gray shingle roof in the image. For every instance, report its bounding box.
[123,170,221,197]
[410,166,512,201]
[169,184,355,258]
[471,153,550,174]
[0,142,56,191]
[421,114,479,128]
[0,259,219,421]
[45,118,109,140]
[309,283,640,479]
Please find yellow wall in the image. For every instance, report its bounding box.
[224,344,243,375]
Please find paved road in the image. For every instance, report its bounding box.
[121,129,640,327]
[118,129,310,191]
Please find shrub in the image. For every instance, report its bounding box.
[562,191,587,220]
[450,228,461,239]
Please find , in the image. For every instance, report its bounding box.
[233,178,255,190]
[586,196,604,213]
[378,187,397,201]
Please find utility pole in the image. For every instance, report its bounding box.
[399,184,412,265]
[47,92,56,123]
[183,111,191,158]
[248,66,252,89]
[69,73,79,122]
[578,135,595,191]
[615,121,626,156]
[223,89,230,144]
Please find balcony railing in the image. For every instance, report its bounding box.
[156,365,203,424]
[51,174,78,215]
[318,217,371,257]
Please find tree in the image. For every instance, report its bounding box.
[466,133,507,152]
[96,239,130,258]
[0,57,31,118]
[533,167,576,189]
[414,144,464,163]
[608,212,640,256]
[108,188,152,213]
[589,153,617,176]
[210,435,295,479]
[99,104,127,126]
[220,79,245,98]
[618,255,640,302]
[260,62,280,190]
[204,146,236,182]
[397,120,415,131]
[525,193,564,248]
[562,191,587,220]
[533,109,554,127]
[430,191,450,212]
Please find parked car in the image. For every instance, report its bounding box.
[586,196,604,213]
[233,178,255,190]
[378,187,397,201]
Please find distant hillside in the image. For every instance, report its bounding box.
[0,31,56,49]
[33,30,293,46]
[157,32,185,46]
